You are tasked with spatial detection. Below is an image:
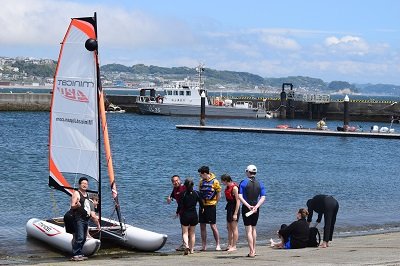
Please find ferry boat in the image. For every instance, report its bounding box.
[136,66,273,119]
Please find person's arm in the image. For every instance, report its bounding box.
[197,191,204,213]
[238,194,251,209]
[70,191,80,209]
[253,196,265,213]
[90,211,100,229]
[253,181,266,212]
[167,189,174,204]
[214,180,222,202]
[232,186,240,220]
[316,213,323,223]
[238,181,251,209]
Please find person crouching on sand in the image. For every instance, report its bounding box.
[270,208,310,249]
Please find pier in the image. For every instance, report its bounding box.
[176,125,400,139]
[0,93,399,123]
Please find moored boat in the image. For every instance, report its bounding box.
[136,66,274,118]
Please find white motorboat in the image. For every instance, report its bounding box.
[136,66,273,118]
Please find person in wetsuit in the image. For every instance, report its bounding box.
[307,194,339,248]
[221,174,240,252]
[238,164,266,257]
[270,208,310,249]
[70,177,92,261]
[177,178,204,255]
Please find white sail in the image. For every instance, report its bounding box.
[49,19,99,191]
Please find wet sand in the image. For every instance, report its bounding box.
[5,231,400,265]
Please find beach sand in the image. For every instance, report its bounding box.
[9,231,400,266]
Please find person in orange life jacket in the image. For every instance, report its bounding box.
[238,165,266,258]
[166,175,186,251]
[221,174,240,252]
[70,177,92,261]
[177,178,204,255]
[198,166,222,251]
[270,208,310,249]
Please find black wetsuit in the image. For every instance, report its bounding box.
[307,195,339,242]
[177,190,204,226]
[278,218,309,249]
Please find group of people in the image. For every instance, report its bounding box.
[167,165,339,257]
[64,165,339,261]
[167,164,266,257]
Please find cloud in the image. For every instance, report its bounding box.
[324,35,369,55]
[225,41,261,58]
[0,0,195,50]
[260,35,301,51]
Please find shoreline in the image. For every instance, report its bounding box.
[5,231,400,265]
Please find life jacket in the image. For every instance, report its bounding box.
[225,182,238,201]
[73,191,90,220]
[199,174,217,201]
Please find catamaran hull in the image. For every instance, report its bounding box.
[27,217,167,254]
[100,218,168,252]
[26,218,101,256]
[137,102,270,118]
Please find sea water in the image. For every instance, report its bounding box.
[0,111,399,257]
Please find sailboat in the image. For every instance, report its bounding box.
[26,13,167,256]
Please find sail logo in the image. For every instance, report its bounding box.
[33,221,62,237]
[57,79,94,103]
[57,87,89,102]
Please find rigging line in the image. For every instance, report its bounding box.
[50,189,61,221]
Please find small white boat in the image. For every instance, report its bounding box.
[106,103,125,113]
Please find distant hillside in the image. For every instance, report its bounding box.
[264,76,326,90]
[358,84,400,96]
[101,64,368,92]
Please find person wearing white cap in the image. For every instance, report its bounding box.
[238,165,266,258]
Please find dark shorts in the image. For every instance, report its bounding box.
[225,201,240,223]
[242,205,259,226]
[180,212,199,226]
[199,205,217,224]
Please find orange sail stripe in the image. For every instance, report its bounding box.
[98,90,118,199]
[49,158,73,195]
[71,19,96,39]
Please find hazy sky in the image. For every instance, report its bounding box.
[1,0,400,84]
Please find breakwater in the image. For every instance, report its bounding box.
[1,93,398,122]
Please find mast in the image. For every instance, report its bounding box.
[95,14,124,233]
[93,12,102,233]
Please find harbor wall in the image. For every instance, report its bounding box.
[0,93,51,111]
[1,93,398,122]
